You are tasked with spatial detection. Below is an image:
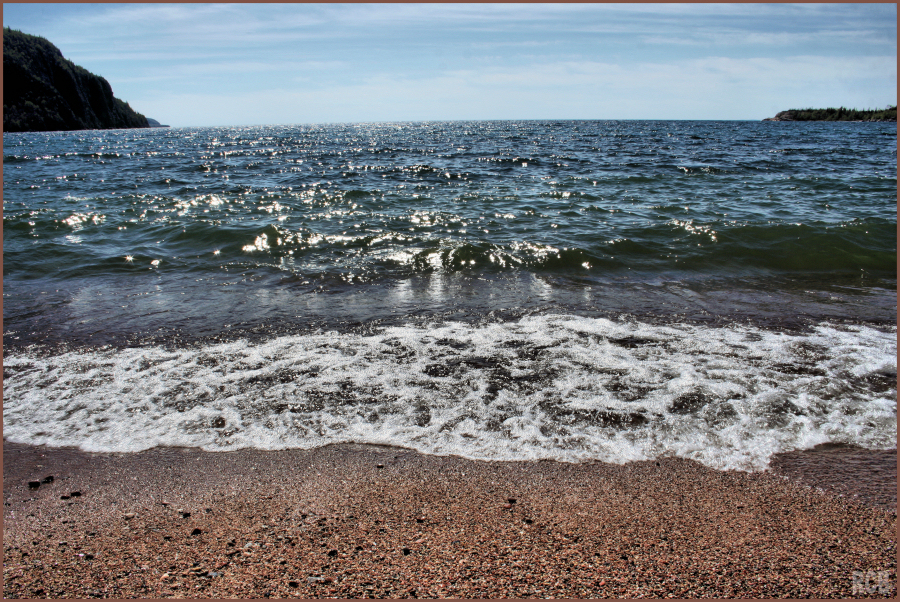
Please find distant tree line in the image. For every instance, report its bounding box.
[766,106,896,122]
[3,27,150,132]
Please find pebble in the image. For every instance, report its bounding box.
[70,491,81,497]
[41,476,54,484]
[27,481,40,489]
[3,444,895,599]
[124,513,136,520]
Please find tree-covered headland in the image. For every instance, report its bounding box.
[3,27,150,132]
[765,106,897,122]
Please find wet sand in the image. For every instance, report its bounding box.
[3,440,896,598]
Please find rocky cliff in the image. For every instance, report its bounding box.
[3,27,150,132]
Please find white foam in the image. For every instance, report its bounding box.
[3,315,896,471]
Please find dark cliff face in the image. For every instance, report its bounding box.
[3,28,149,132]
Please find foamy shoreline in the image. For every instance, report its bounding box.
[3,440,896,598]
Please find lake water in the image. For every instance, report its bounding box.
[3,120,896,470]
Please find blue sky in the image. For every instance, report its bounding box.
[4,3,896,126]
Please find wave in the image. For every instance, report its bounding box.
[187,218,899,277]
[3,315,894,471]
[3,215,895,282]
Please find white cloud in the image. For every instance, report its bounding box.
[133,54,897,126]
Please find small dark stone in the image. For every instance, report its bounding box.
[84,554,94,560]
[60,495,70,500]
[163,535,172,540]
[191,528,202,535]
[423,363,454,377]
[70,491,82,497]
[507,498,516,504]
[670,391,713,415]
[402,547,411,555]
[656,461,661,466]
[288,581,299,588]
[182,512,191,518]
[524,518,533,524]
[416,517,425,523]
[327,549,338,557]
[41,476,54,484]
[376,464,384,469]
[28,481,41,489]
[211,416,226,428]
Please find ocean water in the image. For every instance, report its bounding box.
[3,120,896,470]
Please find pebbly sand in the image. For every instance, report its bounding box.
[3,439,896,599]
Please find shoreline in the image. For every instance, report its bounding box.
[3,440,896,598]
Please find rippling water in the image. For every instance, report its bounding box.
[3,120,896,469]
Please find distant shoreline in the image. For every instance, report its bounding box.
[764,106,896,122]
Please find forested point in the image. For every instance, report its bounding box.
[3,27,150,132]
[764,106,897,122]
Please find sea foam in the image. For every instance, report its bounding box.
[3,315,895,471]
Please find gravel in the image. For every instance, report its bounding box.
[3,440,896,598]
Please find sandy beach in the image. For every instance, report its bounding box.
[3,440,896,599]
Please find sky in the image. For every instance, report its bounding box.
[3,3,897,127]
